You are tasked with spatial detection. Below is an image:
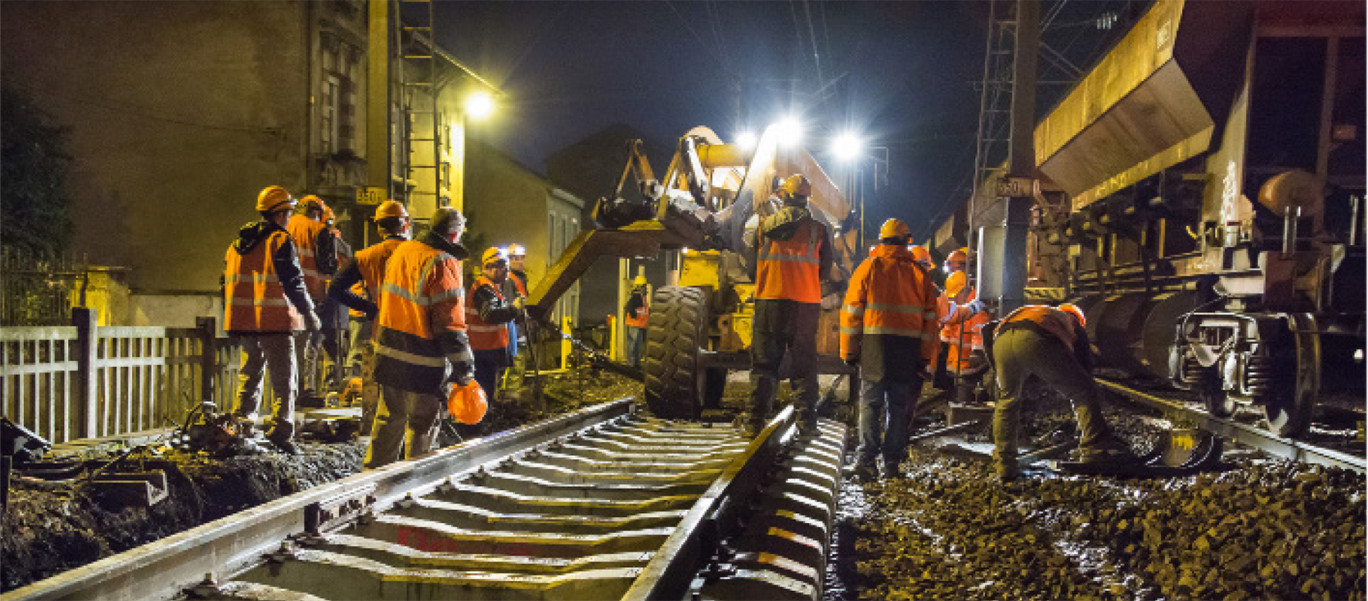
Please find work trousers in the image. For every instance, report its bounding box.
[474,349,508,403]
[294,329,322,396]
[625,326,645,368]
[857,377,919,470]
[233,334,297,434]
[346,319,380,434]
[991,327,1112,476]
[346,318,371,379]
[748,299,819,431]
[364,385,441,469]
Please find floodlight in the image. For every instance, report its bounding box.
[776,117,803,148]
[465,92,494,120]
[833,132,862,162]
[736,131,757,150]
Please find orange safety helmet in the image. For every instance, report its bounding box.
[946,272,969,298]
[299,195,326,214]
[447,380,488,425]
[255,185,295,213]
[373,199,408,221]
[910,244,933,266]
[1058,303,1086,327]
[879,218,911,241]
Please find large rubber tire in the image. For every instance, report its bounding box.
[643,286,710,419]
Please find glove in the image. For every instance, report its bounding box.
[966,299,986,314]
[512,296,526,311]
[303,310,322,332]
[921,364,936,380]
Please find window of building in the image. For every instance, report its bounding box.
[320,33,358,154]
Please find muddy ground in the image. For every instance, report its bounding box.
[1,368,640,592]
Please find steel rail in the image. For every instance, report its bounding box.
[621,405,797,601]
[1097,378,1366,474]
[2,399,635,601]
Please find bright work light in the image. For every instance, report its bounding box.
[465,92,493,120]
[833,132,862,162]
[776,118,802,148]
[736,131,757,150]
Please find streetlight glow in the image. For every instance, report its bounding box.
[464,91,493,120]
[775,117,802,148]
[833,132,863,162]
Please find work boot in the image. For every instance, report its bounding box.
[266,421,299,456]
[844,461,878,482]
[798,415,821,437]
[1075,435,1137,464]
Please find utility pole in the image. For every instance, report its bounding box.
[977,0,1037,314]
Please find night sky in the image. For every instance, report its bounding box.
[437,1,1135,240]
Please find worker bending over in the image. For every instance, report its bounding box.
[329,199,410,434]
[287,196,337,400]
[468,247,522,402]
[365,208,474,469]
[745,174,832,437]
[841,219,940,480]
[623,275,650,368]
[222,186,321,454]
[939,272,991,405]
[986,304,1134,481]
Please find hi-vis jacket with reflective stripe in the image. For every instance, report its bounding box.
[287,214,334,300]
[373,231,474,394]
[329,236,405,320]
[222,222,314,334]
[840,244,940,381]
[938,288,990,373]
[754,206,832,303]
[466,275,519,351]
[995,305,1089,362]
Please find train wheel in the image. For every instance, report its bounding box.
[1201,385,1237,418]
[642,286,708,419]
[1263,313,1319,437]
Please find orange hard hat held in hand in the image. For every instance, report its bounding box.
[447,380,488,425]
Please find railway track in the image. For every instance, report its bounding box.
[3,398,848,601]
[1097,378,1366,474]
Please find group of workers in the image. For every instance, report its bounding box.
[221,186,529,466]
[752,174,1135,482]
[225,176,1133,481]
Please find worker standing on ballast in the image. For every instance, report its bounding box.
[222,186,321,455]
[985,303,1135,481]
[365,208,474,469]
[287,196,337,401]
[328,199,410,435]
[623,275,650,368]
[744,174,832,437]
[468,247,522,402]
[840,219,940,480]
[939,272,991,405]
[501,243,529,388]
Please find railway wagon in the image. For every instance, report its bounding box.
[935,0,1365,437]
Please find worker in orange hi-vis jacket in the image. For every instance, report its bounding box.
[743,174,833,438]
[287,196,337,400]
[329,199,410,434]
[938,271,992,406]
[364,208,474,469]
[985,304,1136,481]
[222,185,321,455]
[840,218,940,481]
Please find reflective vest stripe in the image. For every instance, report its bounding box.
[755,220,823,303]
[287,215,326,299]
[383,282,465,306]
[374,239,468,393]
[223,229,303,332]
